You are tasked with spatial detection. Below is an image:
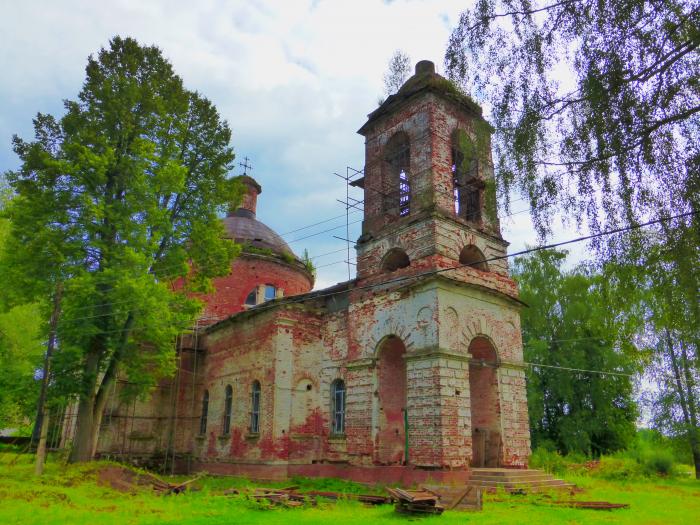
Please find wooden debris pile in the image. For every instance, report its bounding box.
[225,486,310,508]
[553,500,630,510]
[97,465,201,495]
[304,491,390,505]
[422,484,482,511]
[224,486,391,508]
[386,487,445,515]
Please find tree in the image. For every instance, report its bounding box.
[383,50,412,97]
[513,249,639,456]
[446,0,700,476]
[0,186,45,433]
[604,231,700,477]
[3,36,242,462]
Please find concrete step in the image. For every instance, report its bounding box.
[470,468,546,478]
[469,474,552,483]
[468,480,572,490]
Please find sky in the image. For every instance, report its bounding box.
[0,0,585,290]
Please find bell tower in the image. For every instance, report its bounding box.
[354,60,509,284]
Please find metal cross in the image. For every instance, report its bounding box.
[239,156,253,176]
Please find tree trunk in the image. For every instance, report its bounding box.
[679,341,700,480]
[34,283,62,475]
[89,312,134,457]
[666,330,700,479]
[68,350,100,463]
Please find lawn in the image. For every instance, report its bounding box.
[1,451,698,524]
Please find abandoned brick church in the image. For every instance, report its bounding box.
[70,60,531,483]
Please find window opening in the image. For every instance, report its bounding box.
[264,285,276,302]
[452,131,482,222]
[223,385,233,435]
[384,133,411,216]
[459,245,489,271]
[331,379,346,435]
[250,380,261,433]
[199,390,209,435]
[244,289,257,306]
[381,248,410,272]
[399,169,410,217]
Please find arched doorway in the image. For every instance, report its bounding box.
[375,336,407,465]
[468,337,502,467]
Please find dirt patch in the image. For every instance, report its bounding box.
[96,466,168,493]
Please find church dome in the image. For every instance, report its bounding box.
[222,212,295,256]
[198,175,314,324]
[222,176,296,258]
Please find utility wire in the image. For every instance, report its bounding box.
[58,208,698,327]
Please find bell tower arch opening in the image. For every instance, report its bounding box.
[451,129,484,223]
[468,336,502,467]
[459,244,489,271]
[381,247,410,272]
[382,132,411,217]
[375,336,407,465]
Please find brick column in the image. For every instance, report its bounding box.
[345,359,374,465]
[405,349,470,468]
[497,365,530,467]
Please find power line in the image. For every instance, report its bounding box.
[523,361,633,377]
[64,208,697,329]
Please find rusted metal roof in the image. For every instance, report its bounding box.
[222,210,295,256]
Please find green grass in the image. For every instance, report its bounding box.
[1,451,698,524]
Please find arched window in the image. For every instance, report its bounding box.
[244,288,257,306]
[459,245,489,271]
[250,380,261,434]
[381,247,410,272]
[264,284,276,302]
[330,379,346,435]
[451,130,483,222]
[384,132,411,217]
[223,385,233,435]
[199,390,209,435]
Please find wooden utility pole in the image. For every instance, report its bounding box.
[35,283,62,476]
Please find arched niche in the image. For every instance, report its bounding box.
[375,335,407,465]
[381,247,410,272]
[468,336,501,467]
[459,244,489,271]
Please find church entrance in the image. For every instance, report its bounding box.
[375,336,407,465]
[468,337,502,468]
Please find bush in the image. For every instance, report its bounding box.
[641,448,675,476]
[595,456,644,480]
[529,448,568,475]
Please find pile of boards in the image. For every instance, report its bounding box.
[386,487,445,515]
[223,486,391,508]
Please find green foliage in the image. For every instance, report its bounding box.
[2,36,242,460]
[2,452,700,524]
[445,2,700,477]
[301,249,316,279]
[0,189,45,430]
[446,0,699,241]
[514,249,640,456]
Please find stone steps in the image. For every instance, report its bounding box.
[467,468,574,493]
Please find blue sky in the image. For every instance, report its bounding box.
[0,0,583,289]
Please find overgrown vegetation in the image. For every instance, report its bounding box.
[530,429,689,480]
